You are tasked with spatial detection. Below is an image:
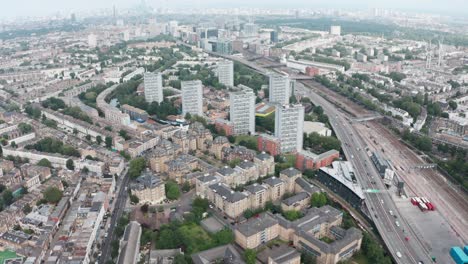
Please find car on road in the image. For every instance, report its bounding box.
[395,221,400,227]
[389,210,393,215]
[396,252,402,258]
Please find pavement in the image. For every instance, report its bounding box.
[296,81,433,264]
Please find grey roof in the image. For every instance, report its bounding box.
[209,183,247,203]
[237,160,256,170]
[295,177,320,195]
[217,166,237,176]
[272,205,361,254]
[213,136,229,144]
[256,152,272,161]
[280,167,301,178]
[244,183,267,194]
[198,174,218,183]
[130,172,163,191]
[150,249,183,264]
[192,244,245,264]
[282,192,310,206]
[264,176,284,187]
[236,213,278,237]
[269,245,301,263]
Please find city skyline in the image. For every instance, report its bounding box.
[1,0,468,19]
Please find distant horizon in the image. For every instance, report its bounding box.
[1,0,468,20]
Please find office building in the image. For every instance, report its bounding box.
[269,74,291,104]
[270,31,279,43]
[330,25,341,36]
[182,80,203,116]
[144,72,163,103]
[217,60,234,87]
[275,104,305,153]
[243,23,259,37]
[212,39,232,55]
[230,85,255,135]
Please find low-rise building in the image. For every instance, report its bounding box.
[130,172,166,204]
[295,150,340,171]
[234,213,279,249]
[281,192,310,211]
[117,221,142,264]
[207,183,249,219]
[253,152,275,177]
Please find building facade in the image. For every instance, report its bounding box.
[274,104,305,153]
[269,74,291,105]
[217,60,234,87]
[182,80,203,116]
[144,72,163,103]
[230,85,255,135]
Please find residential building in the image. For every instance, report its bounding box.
[217,60,234,87]
[295,150,340,171]
[244,183,269,210]
[279,167,302,193]
[182,80,203,116]
[130,172,166,204]
[144,72,163,103]
[264,177,286,202]
[317,161,365,210]
[253,152,275,177]
[275,104,305,153]
[234,213,279,249]
[230,85,255,135]
[274,206,362,264]
[150,249,184,264]
[257,134,281,156]
[281,192,310,211]
[269,74,291,104]
[117,221,142,264]
[121,104,149,122]
[207,183,249,219]
[192,244,245,264]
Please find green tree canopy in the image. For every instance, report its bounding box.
[43,187,63,204]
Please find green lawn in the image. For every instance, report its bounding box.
[351,252,370,264]
[0,250,19,264]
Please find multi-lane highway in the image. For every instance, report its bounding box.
[296,81,432,264]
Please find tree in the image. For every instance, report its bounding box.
[10,141,17,148]
[128,157,146,179]
[243,249,257,264]
[140,203,149,213]
[105,136,113,148]
[37,158,52,168]
[282,210,303,221]
[119,129,130,140]
[43,187,63,204]
[182,181,191,192]
[2,190,13,206]
[66,159,75,170]
[96,136,103,145]
[18,123,33,134]
[81,166,89,174]
[22,204,32,214]
[213,228,234,245]
[448,100,458,110]
[310,192,328,207]
[130,194,140,204]
[165,181,181,200]
[173,254,188,264]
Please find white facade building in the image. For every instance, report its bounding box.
[181,80,203,116]
[88,34,97,48]
[269,74,291,105]
[217,60,234,87]
[275,104,305,153]
[144,72,163,103]
[230,85,256,135]
[330,25,341,36]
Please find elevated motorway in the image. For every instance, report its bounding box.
[296,81,432,264]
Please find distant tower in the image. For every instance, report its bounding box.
[438,39,443,67]
[425,41,432,69]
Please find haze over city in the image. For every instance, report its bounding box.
[2,0,468,18]
[0,1,466,264]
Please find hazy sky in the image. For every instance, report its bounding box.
[2,0,468,19]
